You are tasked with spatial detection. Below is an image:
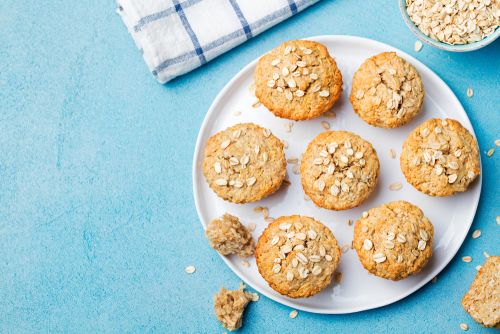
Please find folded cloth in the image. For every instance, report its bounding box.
[117,0,320,83]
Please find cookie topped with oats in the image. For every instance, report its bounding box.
[202,123,286,203]
[350,52,424,128]
[353,200,434,281]
[255,215,341,298]
[254,40,343,120]
[300,131,380,211]
[400,118,480,197]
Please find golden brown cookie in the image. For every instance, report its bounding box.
[300,131,380,210]
[350,52,424,128]
[353,200,434,281]
[400,118,480,196]
[254,40,343,120]
[205,213,254,258]
[462,256,500,328]
[202,123,286,203]
[255,215,341,298]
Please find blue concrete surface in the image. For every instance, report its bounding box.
[0,0,499,332]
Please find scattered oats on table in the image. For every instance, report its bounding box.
[471,229,481,239]
[467,87,474,97]
[389,182,402,191]
[289,310,298,319]
[414,40,423,52]
[462,256,472,263]
[185,265,196,274]
[486,148,495,157]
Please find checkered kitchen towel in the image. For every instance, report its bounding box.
[117,0,320,83]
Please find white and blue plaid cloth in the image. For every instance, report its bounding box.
[117,0,320,83]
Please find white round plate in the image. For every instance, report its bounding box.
[192,35,481,314]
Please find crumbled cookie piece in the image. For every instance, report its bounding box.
[202,123,286,203]
[214,287,255,331]
[462,256,500,328]
[206,213,254,258]
[350,52,424,128]
[400,118,480,196]
[254,40,343,120]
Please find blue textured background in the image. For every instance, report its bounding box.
[0,0,499,333]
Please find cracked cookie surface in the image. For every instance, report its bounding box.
[255,40,343,120]
[350,52,424,128]
[255,215,341,298]
[301,131,379,210]
[400,118,480,196]
[202,123,286,203]
[353,201,434,280]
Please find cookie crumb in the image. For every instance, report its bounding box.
[335,271,343,283]
[205,213,254,257]
[462,256,499,327]
[321,121,330,130]
[214,287,255,331]
[389,148,396,159]
[324,111,336,119]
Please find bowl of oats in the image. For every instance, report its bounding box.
[400,0,500,52]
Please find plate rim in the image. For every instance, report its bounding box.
[192,35,482,314]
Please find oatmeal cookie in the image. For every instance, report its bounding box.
[214,286,257,331]
[300,131,380,210]
[462,256,500,328]
[400,118,480,196]
[353,200,434,280]
[255,215,341,298]
[205,213,254,257]
[202,123,286,203]
[254,40,343,120]
[350,52,424,128]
